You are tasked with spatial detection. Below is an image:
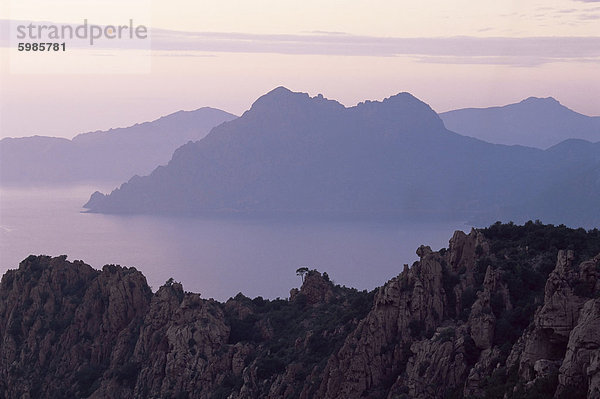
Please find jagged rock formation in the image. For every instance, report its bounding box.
[557,297,600,398]
[0,257,152,397]
[1,222,599,398]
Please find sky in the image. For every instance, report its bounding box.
[0,0,599,139]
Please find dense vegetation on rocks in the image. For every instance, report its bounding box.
[1,222,599,398]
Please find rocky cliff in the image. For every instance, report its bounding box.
[1,222,599,398]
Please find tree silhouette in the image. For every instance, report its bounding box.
[296,267,309,283]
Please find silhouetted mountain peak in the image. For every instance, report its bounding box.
[353,91,445,132]
[519,96,560,106]
[82,88,600,227]
[268,86,294,96]
[440,96,599,148]
[355,92,438,115]
[247,87,345,118]
[251,86,308,107]
[1,107,236,185]
[384,91,423,104]
[354,92,425,108]
[515,96,571,114]
[248,88,439,128]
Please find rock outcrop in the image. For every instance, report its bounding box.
[290,270,334,305]
[505,251,600,396]
[1,223,599,398]
[316,244,447,398]
[555,255,600,398]
[0,256,151,398]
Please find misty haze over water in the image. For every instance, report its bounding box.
[0,186,468,300]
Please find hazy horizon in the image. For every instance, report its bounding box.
[0,184,470,300]
[1,0,599,139]
[1,90,599,141]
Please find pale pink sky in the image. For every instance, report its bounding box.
[1,0,599,139]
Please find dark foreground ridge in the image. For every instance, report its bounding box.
[1,222,600,398]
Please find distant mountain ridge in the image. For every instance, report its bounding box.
[84,87,600,228]
[0,107,237,185]
[440,97,600,149]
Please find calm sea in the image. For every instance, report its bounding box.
[0,185,469,300]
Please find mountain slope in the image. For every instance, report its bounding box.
[439,97,600,149]
[0,107,237,185]
[84,87,600,228]
[1,223,599,398]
